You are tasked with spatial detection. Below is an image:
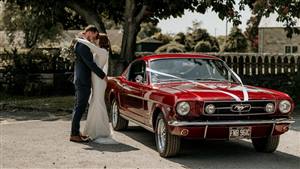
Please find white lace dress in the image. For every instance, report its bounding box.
[76,38,117,144]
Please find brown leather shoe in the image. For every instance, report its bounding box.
[70,135,90,143]
[79,132,89,140]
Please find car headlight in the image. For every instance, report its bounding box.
[205,104,215,114]
[279,100,292,114]
[265,103,275,113]
[176,102,190,116]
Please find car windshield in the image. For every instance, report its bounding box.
[149,58,238,84]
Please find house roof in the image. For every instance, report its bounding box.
[259,13,300,28]
[137,37,163,44]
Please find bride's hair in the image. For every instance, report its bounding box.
[97,33,111,52]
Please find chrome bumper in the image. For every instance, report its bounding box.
[168,118,295,127]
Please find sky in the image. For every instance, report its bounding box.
[157,7,252,36]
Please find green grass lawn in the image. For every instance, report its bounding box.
[0,93,74,111]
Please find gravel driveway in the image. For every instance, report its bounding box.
[1,110,300,169]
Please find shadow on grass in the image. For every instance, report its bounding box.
[0,109,83,122]
[121,125,300,169]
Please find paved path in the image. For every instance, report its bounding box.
[1,110,300,169]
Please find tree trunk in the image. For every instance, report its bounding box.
[120,19,138,66]
[24,27,39,48]
[120,0,148,66]
[66,1,106,33]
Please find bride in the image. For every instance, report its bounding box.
[76,33,117,144]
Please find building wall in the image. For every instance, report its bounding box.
[258,28,300,53]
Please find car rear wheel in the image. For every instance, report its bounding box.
[111,98,128,131]
[155,113,181,157]
[252,135,280,153]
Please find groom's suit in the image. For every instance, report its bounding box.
[71,41,106,136]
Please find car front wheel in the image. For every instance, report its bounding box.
[155,113,181,157]
[111,98,128,131]
[252,135,280,153]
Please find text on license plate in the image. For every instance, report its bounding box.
[229,126,251,139]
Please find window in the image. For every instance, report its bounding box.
[150,58,237,83]
[285,45,298,53]
[285,46,291,53]
[127,60,146,83]
[292,46,298,53]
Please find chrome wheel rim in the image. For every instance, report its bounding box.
[157,119,167,153]
[112,101,118,128]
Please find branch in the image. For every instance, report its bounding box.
[65,1,106,33]
[135,5,148,23]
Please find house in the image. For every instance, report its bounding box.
[258,14,300,53]
[0,29,123,50]
[136,37,163,52]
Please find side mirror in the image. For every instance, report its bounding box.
[135,75,143,83]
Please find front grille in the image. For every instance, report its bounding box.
[203,100,276,116]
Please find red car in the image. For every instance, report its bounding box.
[105,53,295,157]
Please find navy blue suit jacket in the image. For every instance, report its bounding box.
[73,42,106,88]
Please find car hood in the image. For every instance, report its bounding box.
[154,82,289,102]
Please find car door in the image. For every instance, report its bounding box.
[119,60,147,123]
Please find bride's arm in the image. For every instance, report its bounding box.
[76,38,107,55]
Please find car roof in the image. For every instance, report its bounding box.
[138,53,220,62]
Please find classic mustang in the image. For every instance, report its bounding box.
[105,53,295,157]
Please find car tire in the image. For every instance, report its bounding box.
[111,98,128,131]
[252,135,280,153]
[155,113,181,157]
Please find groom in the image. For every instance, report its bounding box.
[70,25,108,142]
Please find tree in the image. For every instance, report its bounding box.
[152,32,173,44]
[185,21,219,52]
[120,0,196,65]
[4,0,300,62]
[173,32,186,45]
[244,0,266,52]
[223,26,248,52]
[155,41,186,53]
[245,14,261,52]
[2,0,123,37]
[2,2,64,48]
[137,22,161,40]
[194,41,211,52]
[216,35,226,51]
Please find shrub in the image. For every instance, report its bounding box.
[194,41,211,52]
[155,42,186,53]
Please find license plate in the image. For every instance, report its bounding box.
[229,126,251,140]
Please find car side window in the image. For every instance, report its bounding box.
[127,60,146,84]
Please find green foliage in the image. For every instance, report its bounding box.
[2,2,65,48]
[194,41,211,52]
[152,32,173,44]
[0,95,74,110]
[4,0,300,63]
[137,22,161,41]
[245,13,262,52]
[223,26,248,52]
[185,21,219,52]
[1,48,71,95]
[102,17,122,30]
[173,32,186,45]
[216,35,226,51]
[155,42,186,53]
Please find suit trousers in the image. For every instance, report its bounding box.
[71,86,91,136]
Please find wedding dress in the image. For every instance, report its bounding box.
[76,38,117,144]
